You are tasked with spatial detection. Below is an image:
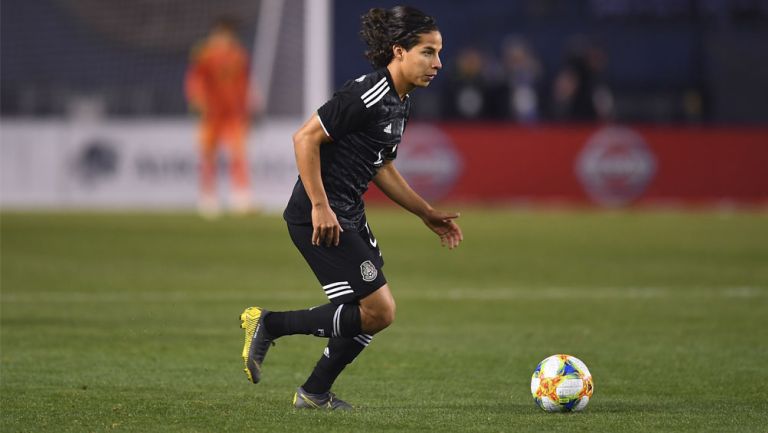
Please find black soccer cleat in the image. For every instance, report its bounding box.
[292,386,353,410]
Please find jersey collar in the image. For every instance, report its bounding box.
[381,67,410,103]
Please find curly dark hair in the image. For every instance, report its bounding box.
[359,6,438,69]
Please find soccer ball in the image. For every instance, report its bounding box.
[530,354,593,412]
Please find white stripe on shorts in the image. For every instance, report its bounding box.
[325,285,352,295]
[323,281,350,290]
[327,290,354,300]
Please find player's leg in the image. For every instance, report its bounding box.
[264,302,363,339]
[262,282,394,338]
[358,283,396,334]
[225,117,251,213]
[267,222,388,334]
[241,221,390,407]
[296,283,393,405]
[240,223,380,385]
[240,301,366,385]
[260,286,395,397]
[290,223,391,408]
[241,304,364,385]
[198,120,220,218]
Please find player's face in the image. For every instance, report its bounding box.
[400,31,443,89]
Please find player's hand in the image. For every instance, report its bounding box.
[188,101,205,115]
[311,204,343,247]
[422,209,463,249]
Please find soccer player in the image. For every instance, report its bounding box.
[240,6,462,410]
[185,18,259,217]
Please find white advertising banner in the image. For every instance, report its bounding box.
[0,118,301,211]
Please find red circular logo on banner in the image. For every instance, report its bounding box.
[396,124,462,202]
[576,126,656,206]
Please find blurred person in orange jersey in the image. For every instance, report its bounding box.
[185,18,260,217]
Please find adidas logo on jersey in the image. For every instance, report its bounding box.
[383,123,392,134]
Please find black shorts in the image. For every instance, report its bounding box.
[287,218,386,305]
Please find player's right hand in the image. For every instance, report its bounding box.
[422,209,463,249]
[311,204,343,247]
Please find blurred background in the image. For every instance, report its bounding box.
[2,0,767,211]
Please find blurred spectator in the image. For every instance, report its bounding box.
[442,47,499,119]
[552,36,613,121]
[498,36,542,123]
[185,17,261,217]
[682,88,705,123]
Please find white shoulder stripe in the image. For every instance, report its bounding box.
[360,77,387,100]
[364,85,390,108]
[363,83,388,104]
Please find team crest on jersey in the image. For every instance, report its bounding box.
[360,260,377,282]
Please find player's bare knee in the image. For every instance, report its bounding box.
[374,307,395,331]
[381,299,396,327]
[359,309,380,334]
[363,315,390,334]
[360,302,395,334]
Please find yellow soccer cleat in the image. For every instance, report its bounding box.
[239,306,274,384]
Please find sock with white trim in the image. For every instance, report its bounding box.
[302,335,371,394]
[263,303,361,338]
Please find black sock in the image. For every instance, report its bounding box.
[263,303,361,338]
[302,334,372,394]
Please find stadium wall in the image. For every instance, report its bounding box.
[0,119,300,211]
[2,120,766,210]
[370,123,768,208]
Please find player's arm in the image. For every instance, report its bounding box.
[184,46,207,113]
[184,67,205,113]
[292,114,343,247]
[373,161,463,249]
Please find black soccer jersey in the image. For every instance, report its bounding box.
[284,68,411,229]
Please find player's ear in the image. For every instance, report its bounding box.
[392,45,404,61]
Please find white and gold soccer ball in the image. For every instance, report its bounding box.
[530,354,594,412]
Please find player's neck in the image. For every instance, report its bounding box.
[386,64,414,100]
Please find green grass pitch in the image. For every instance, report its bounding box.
[2,208,767,432]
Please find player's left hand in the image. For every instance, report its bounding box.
[422,209,463,249]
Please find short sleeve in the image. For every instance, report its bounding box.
[385,144,398,161]
[316,88,372,141]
